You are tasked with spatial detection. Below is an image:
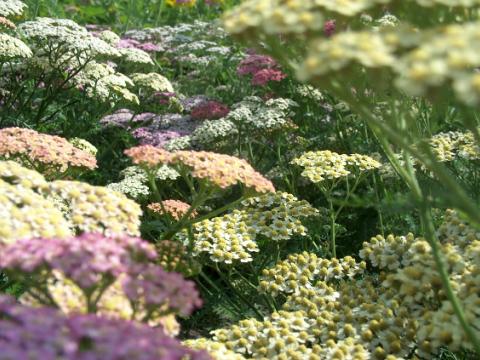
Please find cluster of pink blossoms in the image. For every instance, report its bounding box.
[237,52,287,86]
[0,127,97,173]
[191,100,230,120]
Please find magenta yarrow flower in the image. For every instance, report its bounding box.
[190,100,230,121]
[251,68,287,86]
[237,53,287,86]
[324,19,336,37]
[0,296,210,360]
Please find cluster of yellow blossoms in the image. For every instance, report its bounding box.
[292,150,381,183]
[259,252,365,296]
[192,209,480,358]
[0,127,97,176]
[49,180,142,236]
[125,145,275,193]
[189,192,318,264]
[0,160,142,244]
[0,161,71,243]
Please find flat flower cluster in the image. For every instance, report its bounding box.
[0,296,208,360]
[237,53,287,86]
[148,199,197,220]
[259,252,366,296]
[0,127,97,175]
[292,150,381,183]
[125,145,275,193]
[0,233,202,320]
[0,0,26,18]
[107,165,179,200]
[0,160,142,243]
[189,192,318,264]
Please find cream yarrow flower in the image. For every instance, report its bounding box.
[0,0,27,18]
[131,72,174,93]
[292,150,381,183]
[0,33,32,60]
[47,180,142,236]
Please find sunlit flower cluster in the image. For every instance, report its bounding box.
[18,17,120,59]
[0,33,32,60]
[190,210,258,264]
[191,118,238,146]
[298,31,394,84]
[395,22,480,104]
[148,199,197,220]
[225,96,298,131]
[0,0,27,18]
[107,165,180,200]
[0,175,71,244]
[131,72,174,93]
[0,296,208,359]
[359,233,416,270]
[48,180,142,236]
[427,130,480,162]
[126,145,275,193]
[73,61,138,103]
[212,310,319,359]
[259,252,365,296]
[68,137,98,156]
[0,127,97,175]
[292,150,381,183]
[190,192,317,264]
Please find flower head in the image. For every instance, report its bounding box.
[148,200,197,220]
[0,296,209,360]
[125,146,275,193]
[191,100,230,121]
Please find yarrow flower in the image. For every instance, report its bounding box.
[1,233,203,319]
[0,0,27,18]
[156,240,201,276]
[0,33,32,60]
[0,127,97,177]
[131,72,174,93]
[292,150,381,183]
[0,296,209,360]
[184,338,246,360]
[125,145,275,193]
[191,100,230,120]
[237,53,287,86]
[0,176,72,244]
[68,137,98,156]
[72,61,139,104]
[188,192,318,264]
[259,252,366,296]
[148,200,197,220]
[107,165,179,200]
[48,180,142,236]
